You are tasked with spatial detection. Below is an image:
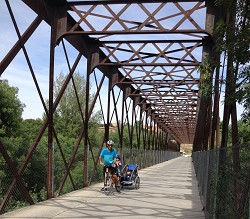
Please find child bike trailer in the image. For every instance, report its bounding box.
[120,164,140,189]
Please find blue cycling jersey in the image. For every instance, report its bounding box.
[100,148,117,166]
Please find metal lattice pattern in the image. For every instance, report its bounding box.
[63,0,208,143]
[0,0,216,211]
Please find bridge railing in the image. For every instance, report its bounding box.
[0,147,179,214]
[192,143,250,219]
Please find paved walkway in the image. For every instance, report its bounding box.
[1,156,204,219]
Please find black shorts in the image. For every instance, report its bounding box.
[103,165,117,175]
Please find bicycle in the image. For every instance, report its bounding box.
[103,165,121,195]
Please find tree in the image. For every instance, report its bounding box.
[0,81,48,208]
[238,69,250,122]
[0,80,25,137]
[213,2,250,217]
[214,0,250,146]
[46,72,102,137]
[233,0,250,123]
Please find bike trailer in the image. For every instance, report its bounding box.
[120,163,140,189]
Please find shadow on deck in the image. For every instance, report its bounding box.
[2,156,204,219]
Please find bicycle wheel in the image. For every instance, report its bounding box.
[104,173,112,196]
[115,178,121,193]
[114,175,121,193]
[115,184,121,193]
[135,176,140,189]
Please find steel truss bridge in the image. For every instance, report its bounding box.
[0,0,226,213]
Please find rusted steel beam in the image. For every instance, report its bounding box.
[83,56,91,187]
[87,74,106,186]
[57,72,106,194]
[193,1,217,151]
[21,0,155,110]
[115,79,199,83]
[0,142,34,213]
[0,125,47,212]
[4,0,49,120]
[47,2,57,199]
[0,16,42,75]
[99,39,203,44]
[97,63,200,67]
[83,43,100,187]
[111,89,122,139]
[60,30,209,38]
[1,53,82,208]
[101,45,201,64]
[18,0,209,151]
[120,92,126,148]
[128,93,198,97]
[68,0,204,5]
[53,127,77,190]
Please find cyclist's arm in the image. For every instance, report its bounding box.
[99,156,104,166]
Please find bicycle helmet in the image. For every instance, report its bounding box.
[106,140,114,146]
[116,154,120,160]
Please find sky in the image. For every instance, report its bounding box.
[1,1,50,119]
[0,1,90,119]
[0,0,244,121]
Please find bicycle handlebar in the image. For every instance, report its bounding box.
[104,164,115,168]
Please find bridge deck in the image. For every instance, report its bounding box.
[2,156,204,219]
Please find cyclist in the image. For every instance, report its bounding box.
[99,140,119,190]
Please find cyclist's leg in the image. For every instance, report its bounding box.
[110,167,121,192]
[113,174,121,192]
[110,166,118,185]
[103,166,106,184]
[100,166,106,191]
[113,174,118,185]
[104,172,112,195]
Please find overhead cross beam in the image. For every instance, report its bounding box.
[1,0,219,209]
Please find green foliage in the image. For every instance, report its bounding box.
[227,120,250,145]
[215,144,250,218]
[0,80,25,137]
[47,71,102,137]
[197,60,215,99]
[237,67,250,122]
[236,120,250,143]
[214,0,250,121]
[215,0,236,9]
[214,1,250,64]
[29,187,47,203]
[19,119,43,143]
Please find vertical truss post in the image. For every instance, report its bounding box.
[164,132,169,161]
[137,102,143,167]
[145,111,149,151]
[47,0,68,199]
[47,3,57,199]
[156,122,159,163]
[155,123,159,163]
[83,43,99,186]
[193,1,217,152]
[160,131,163,162]
[120,89,125,149]
[152,119,156,164]
[105,76,112,142]
[83,60,90,186]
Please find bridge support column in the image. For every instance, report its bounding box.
[193,0,218,152]
[83,43,100,186]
